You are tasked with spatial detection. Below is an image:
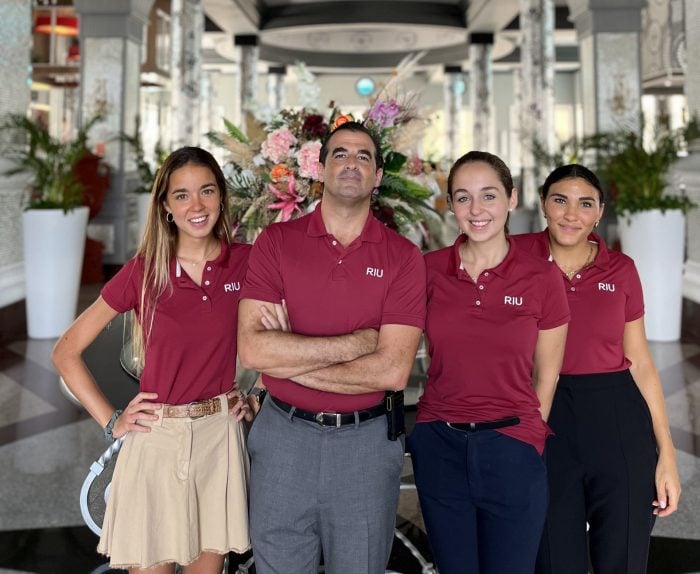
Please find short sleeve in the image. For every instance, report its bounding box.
[624,259,645,322]
[101,258,141,313]
[381,242,426,329]
[240,225,284,303]
[538,263,570,330]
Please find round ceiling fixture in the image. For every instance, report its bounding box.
[355,77,376,97]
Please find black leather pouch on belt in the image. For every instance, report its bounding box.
[385,390,406,441]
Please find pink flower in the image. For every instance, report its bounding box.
[267,175,304,222]
[367,99,401,129]
[261,128,297,163]
[297,141,322,180]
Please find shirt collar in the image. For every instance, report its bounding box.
[448,234,518,278]
[588,232,610,269]
[306,201,383,243]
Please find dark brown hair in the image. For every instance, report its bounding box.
[541,163,605,203]
[447,150,515,200]
[319,121,384,170]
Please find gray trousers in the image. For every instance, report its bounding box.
[248,397,404,574]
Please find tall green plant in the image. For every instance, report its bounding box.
[1,113,102,211]
[602,132,694,215]
[532,122,698,216]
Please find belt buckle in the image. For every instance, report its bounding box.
[186,401,207,419]
[316,411,342,428]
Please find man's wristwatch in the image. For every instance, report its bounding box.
[103,409,123,442]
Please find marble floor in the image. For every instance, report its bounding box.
[0,285,699,573]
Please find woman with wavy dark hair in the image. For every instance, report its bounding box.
[513,163,680,574]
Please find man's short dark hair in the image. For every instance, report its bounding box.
[319,121,384,170]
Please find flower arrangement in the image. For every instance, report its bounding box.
[208,59,439,242]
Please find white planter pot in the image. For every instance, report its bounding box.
[22,207,89,339]
[136,193,151,245]
[617,209,685,342]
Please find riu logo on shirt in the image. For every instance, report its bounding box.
[504,295,523,306]
[598,282,616,292]
[224,281,241,292]
[366,267,384,278]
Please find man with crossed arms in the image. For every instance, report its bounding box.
[238,121,426,573]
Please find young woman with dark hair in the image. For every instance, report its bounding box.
[513,163,681,574]
[409,151,570,574]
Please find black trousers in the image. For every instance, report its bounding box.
[535,370,658,574]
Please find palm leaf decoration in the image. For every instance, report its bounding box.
[2,113,102,212]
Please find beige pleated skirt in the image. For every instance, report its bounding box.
[97,394,250,569]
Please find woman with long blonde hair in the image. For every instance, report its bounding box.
[53,146,252,573]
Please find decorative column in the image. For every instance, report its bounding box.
[470,33,495,153]
[519,0,555,208]
[673,0,700,309]
[200,71,213,139]
[443,65,464,162]
[235,35,259,128]
[74,0,153,263]
[169,0,183,147]
[171,0,203,147]
[684,0,700,118]
[0,0,32,308]
[569,0,646,135]
[267,65,287,112]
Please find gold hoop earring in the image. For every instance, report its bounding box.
[220,202,224,212]
[166,212,174,223]
[595,220,600,228]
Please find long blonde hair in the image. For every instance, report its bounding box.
[131,147,232,374]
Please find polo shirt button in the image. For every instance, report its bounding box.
[202,295,208,301]
[576,274,581,279]
[338,260,342,264]
[475,300,481,306]
[205,280,210,286]
[206,266,211,271]
[332,240,337,246]
[478,285,484,290]
[570,287,576,292]
[484,272,489,276]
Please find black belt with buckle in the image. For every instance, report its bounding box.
[447,417,520,432]
[270,395,386,428]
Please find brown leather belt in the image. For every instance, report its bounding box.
[162,395,238,419]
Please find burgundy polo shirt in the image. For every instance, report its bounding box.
[512,230,644,375]
[101,241,251,405]
[241,203,426,412]
[416,235,570,454]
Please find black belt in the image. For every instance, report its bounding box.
[270,395,386,428]
[447,417,520,432]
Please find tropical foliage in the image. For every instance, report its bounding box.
[533,119,698,216]
[1,113,102,211]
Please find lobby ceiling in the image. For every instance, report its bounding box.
[203,0,575,71]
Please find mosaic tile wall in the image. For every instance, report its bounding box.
[0,0,31,126]
[0,0,32,273]
[685,0,700,116]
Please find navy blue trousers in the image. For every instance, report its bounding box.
[409,422,548,574]
[535,371,657,574]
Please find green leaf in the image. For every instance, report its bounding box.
[223,118,250,144]
[384,151,407,172]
